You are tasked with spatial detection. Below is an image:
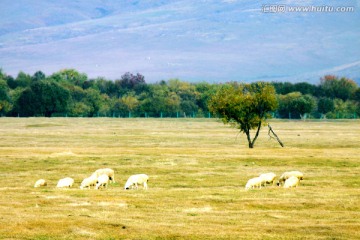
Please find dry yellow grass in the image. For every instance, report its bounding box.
[0,118,359,239]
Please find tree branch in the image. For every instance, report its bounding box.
[251,120,262,147]
[268,124,284,147]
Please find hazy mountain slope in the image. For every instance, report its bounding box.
[0,0,359,82]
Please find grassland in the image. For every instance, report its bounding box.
[0,118,359,240]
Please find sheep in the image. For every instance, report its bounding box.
[56,177,74,188]
[259,172,277,186]
[92,168,115,183]
[283,176,300,188]
[124,174,149,190]
[278,171,304,186]
[245,177,262,190]
[80,175,98,189]
[95,174,110,189]
[34,179,47,188]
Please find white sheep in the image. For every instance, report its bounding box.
[95,174,110,189]
[56,177,74,188]
[245,177,262,190]
[259,172,277,186]
[124,174,149,190]
[34,179,47,188]
[278,171,304,186]
[283,176,300,188]
[80,175,98,189]
[92,168,115,183]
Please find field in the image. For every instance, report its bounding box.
[0,118,359,240]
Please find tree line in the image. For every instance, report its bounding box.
[0,68,359,119]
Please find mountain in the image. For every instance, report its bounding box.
[253,60,360,85]
[0,0,359,83]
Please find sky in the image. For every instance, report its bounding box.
[0,0,359,84]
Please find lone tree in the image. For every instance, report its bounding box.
[209,82,278,148]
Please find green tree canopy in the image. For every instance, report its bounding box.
[49,69,88,87]
[277,92,316,119]
[31,71,46,82]
[120,92,139,115]
[0,79,12,115]
[138,84,168,117]
[15,71,32,88]
[209,82,278,148]
[83,88,104,117]
[15,81,70,117]
[317,97,335,117]
[319,75,358,101]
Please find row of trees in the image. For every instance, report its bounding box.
[0,68,359,119]
[273,75,359,119]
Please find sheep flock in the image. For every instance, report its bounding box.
[34,168,149,191]
[245,171,304,190]
[34,168,303,191]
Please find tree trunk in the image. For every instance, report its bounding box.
[245,121,262,148]
[252,120,262,146]
[245,129,253,148]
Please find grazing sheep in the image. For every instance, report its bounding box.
[259,172,277,186]
[124,174,149,190]
[92,168,115,183]
[95,174,110,189]
[278,171,304,186]
[283,176,300,188]
[245,177,262,190]
[56,177,74,188]
[80,175,98,189]
[34,179,47,188]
